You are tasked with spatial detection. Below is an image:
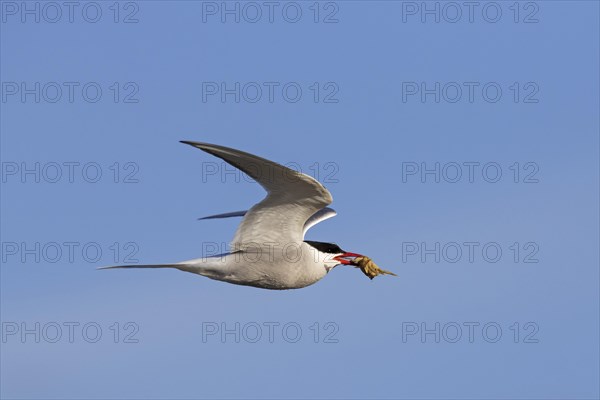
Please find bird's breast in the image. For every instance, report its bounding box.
[216,247,327,290]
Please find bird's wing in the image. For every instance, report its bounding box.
[198,210,248,220]
[303,207,337,235]
[181,141,333,251]
[199,207,337,235]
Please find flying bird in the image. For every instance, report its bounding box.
[100,141,394,289]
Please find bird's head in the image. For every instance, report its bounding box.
[304,240,363,272]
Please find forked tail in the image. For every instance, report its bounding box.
[98,264,188,270]
[97,257,227,278]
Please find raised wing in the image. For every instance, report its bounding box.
[302,207,337,235]
[199,207,337,235]
[181,141,333,251]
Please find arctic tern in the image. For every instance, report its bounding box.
[100,141,374,290]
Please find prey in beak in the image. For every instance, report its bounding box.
[304,241,397,280]
[335,253,398,280]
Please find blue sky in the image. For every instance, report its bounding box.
[1,1,599,399]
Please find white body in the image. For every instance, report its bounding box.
[177,242,338,290]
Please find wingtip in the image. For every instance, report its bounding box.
[180,140,217,151]
[97,265,128,270]
[197,216,218,220]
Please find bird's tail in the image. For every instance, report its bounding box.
[97,263,195,272]
[99,264,176,269]
[97,257,229,279]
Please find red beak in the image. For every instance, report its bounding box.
[333,252,363,265]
